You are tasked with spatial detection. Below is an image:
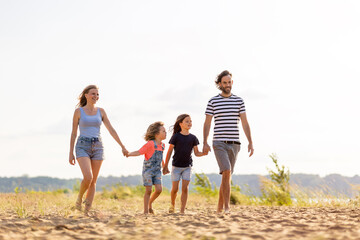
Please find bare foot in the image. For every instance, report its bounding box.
[149,208,155,214]
[169,205,175,213]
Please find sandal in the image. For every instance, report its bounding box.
[75,199,82,211]
[83,199,91,215]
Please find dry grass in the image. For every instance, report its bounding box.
[0,189,360,239]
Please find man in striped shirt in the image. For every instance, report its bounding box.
[203,70,254,214]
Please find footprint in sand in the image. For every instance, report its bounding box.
[213,228,231,234]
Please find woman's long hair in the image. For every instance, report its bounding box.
[171,114,190,136]
[77,85,98,107]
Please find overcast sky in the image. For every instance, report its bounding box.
[1,0,359,179]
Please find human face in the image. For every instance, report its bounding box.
[218,75,233,94]
[179,116,192,131]
[156,126,167,141]
[85,88,99,105]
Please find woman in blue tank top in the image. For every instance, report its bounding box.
[69,85,129,215]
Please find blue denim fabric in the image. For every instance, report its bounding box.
[171,166,192,181]
[142,140,164,186]
[75,136,104,160]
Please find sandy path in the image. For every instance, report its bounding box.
[1,206,360,239]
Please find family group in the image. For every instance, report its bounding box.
[69,70,254,215]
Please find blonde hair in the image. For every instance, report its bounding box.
[77,85,99,107]
[144,121,164,141]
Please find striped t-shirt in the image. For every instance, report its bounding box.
[205,94,246,142]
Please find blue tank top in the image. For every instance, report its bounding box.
[79,107,102,138]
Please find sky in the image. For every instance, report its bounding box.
[1,0,359,179]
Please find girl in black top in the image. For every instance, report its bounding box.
[163,114,207,214]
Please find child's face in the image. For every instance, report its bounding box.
[156,126,167,140]
[179,116,192,130]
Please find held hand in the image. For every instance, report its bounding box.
[69,153,76,165]
[122,148,129,157]
[248,143,254,157]
[163,166,170,175]
[203,143,211,154]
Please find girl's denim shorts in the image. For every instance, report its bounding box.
[171,166,192,181]
[75,136,104,160]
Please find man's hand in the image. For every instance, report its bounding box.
[248,143,254,157]
[203,142,211,154]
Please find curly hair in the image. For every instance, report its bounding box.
[215,70,232,90]
[144,121,164,141]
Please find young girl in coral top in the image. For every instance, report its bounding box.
[127,121,167,214]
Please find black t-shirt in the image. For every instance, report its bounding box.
[169,132,199,167]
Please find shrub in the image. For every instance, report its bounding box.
[193,173,218,198]
[230,182,256,205]
[261,154,292,205]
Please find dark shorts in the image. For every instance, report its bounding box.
[75,136,104,160]
[213,141,240,174]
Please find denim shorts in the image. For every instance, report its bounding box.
[143,168,162,186]
[213,141,240,174]
[171,166,192,181]
[75,136,104,160]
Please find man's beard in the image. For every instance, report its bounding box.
[220,86,231,94]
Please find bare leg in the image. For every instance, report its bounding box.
[83,160,103,211]
[180,180,190,214]
[217,183,224,213]
[144,186,152,214]
[76,157,93,210]
[171,181,180,208]
[149,184,162,213]
[217,170,231,213]
[222,170,232,212]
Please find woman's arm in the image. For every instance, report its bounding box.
[69,109,80,165]
[193,145,207,157]
[100,108,129,156]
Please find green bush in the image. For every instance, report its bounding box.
[101,183,145,199]
[261,154,292,206]
[72,180,80,193]
[193,173,218,198]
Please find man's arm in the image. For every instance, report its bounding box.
[203,114,213,154]
[240,112,254,157]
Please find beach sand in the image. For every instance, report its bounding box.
[1,203,360,240]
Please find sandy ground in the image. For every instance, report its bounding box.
[1,205,360,240]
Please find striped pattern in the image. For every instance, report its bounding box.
[205,94,246,142]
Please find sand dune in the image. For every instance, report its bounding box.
[1,205,360,239]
